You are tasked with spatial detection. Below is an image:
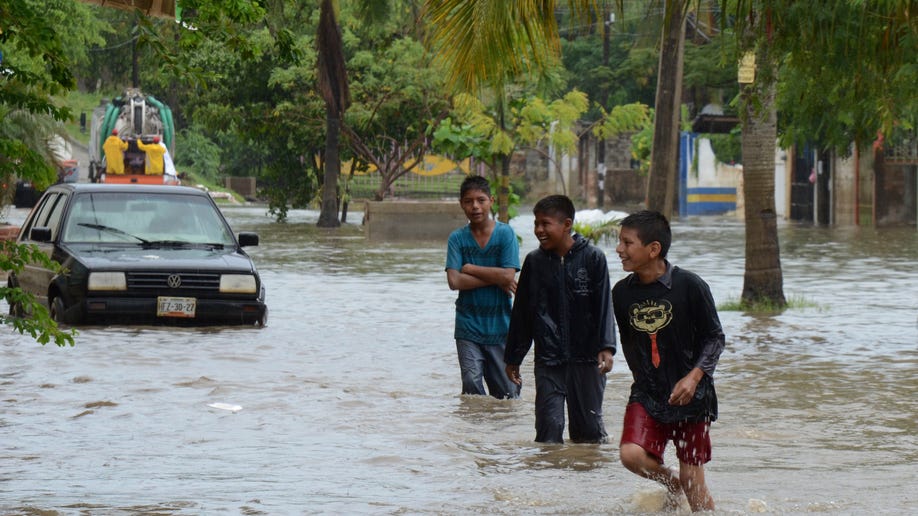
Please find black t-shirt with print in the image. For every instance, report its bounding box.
[612,262,725,423]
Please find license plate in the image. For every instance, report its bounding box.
[157,296,196,318]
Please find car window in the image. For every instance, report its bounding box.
[44,193,69,240]
[62,192,236,245]
[20,194,52,239]
[31,193,59,227]
[22,192,66,241]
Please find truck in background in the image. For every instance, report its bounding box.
[88,88,179,184]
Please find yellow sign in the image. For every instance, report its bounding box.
[331,155,471,177]
[738,52,756,84]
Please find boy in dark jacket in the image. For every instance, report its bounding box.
[612,210,724,512]
[504,195,616,443]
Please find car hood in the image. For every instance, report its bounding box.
[64,244,257,273]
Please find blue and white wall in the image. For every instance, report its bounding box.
[679,132,743,217]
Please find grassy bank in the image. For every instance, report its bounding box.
[58,90,120,147]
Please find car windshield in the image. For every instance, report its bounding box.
[60,192,236,246]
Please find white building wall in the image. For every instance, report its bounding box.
[694,138,742,189]
[775,146,788,219]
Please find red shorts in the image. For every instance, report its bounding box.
[620,402,711,466]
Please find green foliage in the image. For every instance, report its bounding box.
[170,11,325,219]
[447,93,504,156]
[591,102,653,174]
[515,90,589,156]
[0,0,80,189]
[707,126,742,165]
[0,109,59,190]
[435,87,589,215]
[593,102,651,139]
[487,176,521,220]
[718,294,821,314]
[261,159,321,222]
[560,31,658,116]
[174,126,222,182]
[0,1,87,344]
[343,33,451,200]
[725,0,917,152]
[430,118,492,162]
[682,33,739,116]
[0,241,76,346]
[572,218,621,246]
[425,0,574,93]
[631,109,653,174]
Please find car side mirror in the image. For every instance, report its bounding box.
[237,232,259,247]
[30,227,52,242]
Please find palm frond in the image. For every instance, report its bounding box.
[425,1,599,93]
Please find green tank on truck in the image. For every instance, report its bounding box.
[88,88,176,181]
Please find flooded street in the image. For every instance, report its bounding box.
[1,205,916,515]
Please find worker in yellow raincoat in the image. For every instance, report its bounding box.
[102,129,129,174]
[137,135,166,175]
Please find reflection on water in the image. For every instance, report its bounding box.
[1,206,916,514]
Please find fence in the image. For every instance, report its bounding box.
[344,170,467,201]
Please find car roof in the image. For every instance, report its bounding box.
[46,183,211,197]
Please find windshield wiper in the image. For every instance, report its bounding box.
[142,240,192,248]
[142,241,225,250]
[77,223,149,243]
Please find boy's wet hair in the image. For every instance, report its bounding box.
[621,210,671,258]
[460,175,491,197]
[533,195,575,223]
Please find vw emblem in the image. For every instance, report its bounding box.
[167,274,182,288]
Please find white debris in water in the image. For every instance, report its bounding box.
[576,208,628,225]
[208,402,242,412]
[630,487,690,513]
[747,498,768,512]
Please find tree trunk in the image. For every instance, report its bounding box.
[596,136,605,209]
[740,58,785,306]
[496,93,510,223]
[646,1,687,219]
[315,0,348,228]
[498,154,510,223]
[317,113,342,227]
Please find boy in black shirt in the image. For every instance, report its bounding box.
[505,195,616,443]
[612,210,724,512]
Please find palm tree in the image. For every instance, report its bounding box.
[738,42,785,305]
[425,0,596,222]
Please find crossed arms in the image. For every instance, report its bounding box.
[446,264,517,295]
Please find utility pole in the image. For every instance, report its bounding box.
[131,21,140,88]
[597,8,612,209]
[647,1,687,219]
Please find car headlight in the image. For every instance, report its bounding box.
[88,272,127,291]
[220,274,256,294]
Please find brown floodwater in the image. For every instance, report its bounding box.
[1,205,916,515]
